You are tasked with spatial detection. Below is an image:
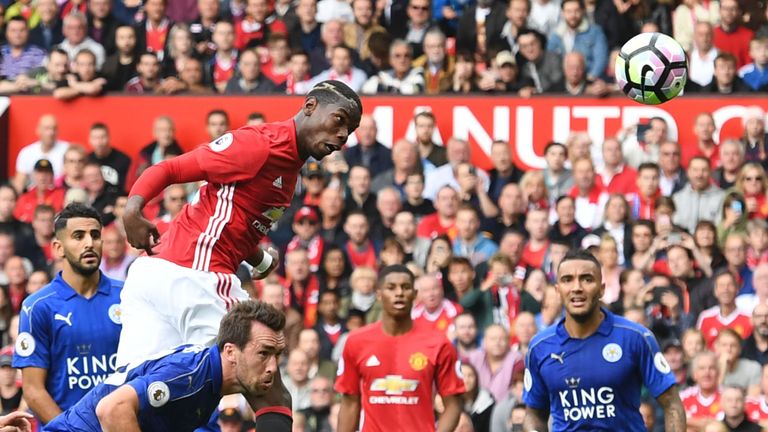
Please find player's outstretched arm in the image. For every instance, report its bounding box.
[522,406,549,432]
[20,367,62,424]
[656,385,686,432]
[337,394,361,432]
[436,394,463,432]
[94,385,141,432]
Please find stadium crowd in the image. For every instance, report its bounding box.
[2,0,768,430]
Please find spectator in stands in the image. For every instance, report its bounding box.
[411,274,460,332]
[290,0,321,55]
[124,51,163,93]
[343,116,391,178]
[739,260,768,311]
[28,0,63,51]
[596,137,636,194]
[688,22,718,88]
[82,162,118,225]
[483,183,526,243]
[317,188,345,246]
[153,184,186,235]
[300,376,334,432]
[714,328,761,393]
[682,351,723,428]
[449,52,481,93]
[459,361,495,432]
[53,49,107,100]
[468,324,523,403]
[739,37,768,91]
[280,247,321,328]
[371,187,400,241]
[624,163,661,220]
[99,226,134,281]
[205,21,237,93]
[487,141,523,201]
[260,281,303,351]
[547,0,607,80]
[287,205,324,272]
[101,25,138,92]
[189,0,221,55]
[389,0,433,59]
[721,386,762,432]
[673,0,719,53]
[224,49,278,94]
[455,0,506,62]
[455,162,497,218]
[742,106,767,163]
[696,52,752,93]
[134,115,183,180]
[298,328,336,379]
[672,156,725,233]
[361,39,425,95]
[261,34,291,87]
[742,302,768,365]
[417,185,458,240]
[13,160,65,223]
[0,17,45,83]
[164,56,214,94]
[621,117,668,169]
[497,0,530,54]
[343,0,385,59]
[453,204,498,267]
[714,0,753,68]
[698,268,751,343]
[712,139,744,190]
[59,13,106,69]
[159,24,196,78]
[135,0,173,58]
[424,138,486,201]
[13,114,69,194]
[658,140,687,196]
[55,145,85,190]
[237,0,288,50]
[452,311,480,359]
[547,51,609,96]
[298,45,367,93]
[3,256,27,314]
[345,165,376,217]
[517,29,563,95]
[343,210,378,269]
[309,19,346,75]
[592,195,631,265]
[30,205,55,268]
[87,0,119,55]
[284,348,312,410]
[411,28,452,94]
[412,111,445,171]
[567,157,607,229]
[547,195,587,249]
[0,185,38,263]
[87,123,131,193]
[372,138,419,192]
[688,112,720,168]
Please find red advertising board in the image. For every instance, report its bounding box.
[5,95,767,175]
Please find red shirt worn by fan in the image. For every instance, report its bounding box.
[696,306,753,349]
[150,119,304,273]
[335,320,466,432]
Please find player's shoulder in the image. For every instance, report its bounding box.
[345,321,384,344]
[236,119,295,146]
[527,324,560,357]
[22,283,60,312]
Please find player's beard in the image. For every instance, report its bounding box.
[65,249,101,276]
[567,295,601,323]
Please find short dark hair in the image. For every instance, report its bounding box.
[248,112,265,122]
[637,162,660,175]
[207,109,229,123]
[688,155,710,168]
[713,268,737,285]
[557,249,602,274]
[54,203,102,235]
[560,0,585,9]
[377,264,415,285]
[414,111,436,123]
[217,300,286,351]
[632,219,656,236]
[0,183,18,200]
[319,289,340,302]
[516,28,546,47]
[306,80,363,122]
[7,16,27,26]
[544,141,567,157]
[49,47,69,60]
[90,122,108,132]
[715,52,737,67]
[448,256,473,271]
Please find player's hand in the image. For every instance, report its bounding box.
[252,247,279,280]
[0,411,33,432]
[123,197,161,255]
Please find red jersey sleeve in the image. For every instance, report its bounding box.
[195,128,270,184]
[435,338,466,397]
[334,335,361,395]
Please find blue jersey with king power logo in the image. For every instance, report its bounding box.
[44,344,223,432]
[523,308,676,431]
[13,272,123,412]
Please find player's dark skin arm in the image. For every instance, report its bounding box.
[522,406,550,432]
[337,393,361,432]
[21,368,62,424]
[656,385,686,431]
[436,394,463,432]
[95,385,141,432]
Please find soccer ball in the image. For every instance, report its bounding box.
[615,32,687,105]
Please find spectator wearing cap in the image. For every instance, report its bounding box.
[217,407,246,432]
[12,115,70,195]
[0,17,45,82]
[546,0,608,80]
[343,115,392,178]
[0,349,25,415]
[673,156,725,234]
[742,302,768,365]
[12,159,65,223]
[301,161,326,208]
[411,28,454,94]
[493,50,532,93]
[287,206,325,273]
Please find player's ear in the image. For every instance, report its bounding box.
[303,96,318,117]
[52,236,65,259]
[222,343,238,364]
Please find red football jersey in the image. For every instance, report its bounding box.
[681,386,722,420]
[696,306,753,349]
[335,321,466,432]
[411,299,463,333]
[154,119,303,273]
[746,396,768,423]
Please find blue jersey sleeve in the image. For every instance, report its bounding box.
[522,344,549,410]
[637,330,676,398]
[13,298,51,369]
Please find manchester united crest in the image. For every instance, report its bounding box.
[409,352,428,371]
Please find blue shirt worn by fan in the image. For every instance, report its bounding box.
[12,272,123,412]
[522,307,676,432]
[44,344,224,432]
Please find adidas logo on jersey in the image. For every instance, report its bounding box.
[273,177,283,189]
[366,355,381,367]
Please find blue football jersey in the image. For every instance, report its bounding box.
[522,308,676,432]
[13,272,123,411]
[44,344,223,432]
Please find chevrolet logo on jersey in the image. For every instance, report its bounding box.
[369,375,420,405]
[370,375,419,395]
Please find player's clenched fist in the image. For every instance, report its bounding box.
[123,196,161,255]
[252,247,280,280]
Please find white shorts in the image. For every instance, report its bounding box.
[115,256,249,367]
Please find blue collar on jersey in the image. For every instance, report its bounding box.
[51,271,113,300]
[209,344,224,396]
[554,307,614,342]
